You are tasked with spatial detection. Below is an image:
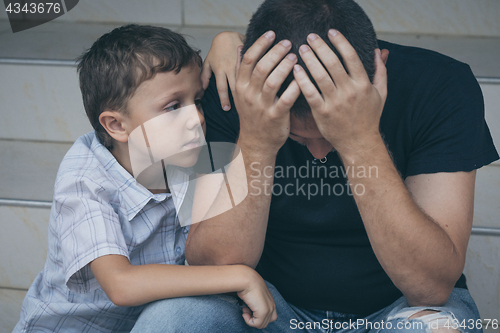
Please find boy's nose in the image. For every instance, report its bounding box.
[185,104,205,130]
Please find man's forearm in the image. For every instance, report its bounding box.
[338,137,465,306]
[186,145,276,268]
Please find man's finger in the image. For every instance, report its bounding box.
[238,30,275,83]
[201,61,212,90]
[249,39,292,92]
[372,49,388,102]
[274,79,300,119]
[261,52,297,105]
[327,29,369,81]
[292,64,324,111]
[305,33,348,87]
[298,43,337,94]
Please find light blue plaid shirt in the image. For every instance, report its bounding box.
[15,132,190,333]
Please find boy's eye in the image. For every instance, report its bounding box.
[195,99,203,111]
[165,103,181,112]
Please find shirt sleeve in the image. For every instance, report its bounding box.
[406,62,499,176]
[54,175,129,294]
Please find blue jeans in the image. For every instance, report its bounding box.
[130,282,482,333]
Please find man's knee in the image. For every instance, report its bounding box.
[409,310,460,333]
[378,288,481,333]
[131,295,246,332]
[145,294,241,318]
[380,308,471,333]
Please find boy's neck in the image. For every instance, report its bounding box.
[111,141,169,194]
[111,141,133,175]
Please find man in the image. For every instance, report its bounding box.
[134,0,499,331]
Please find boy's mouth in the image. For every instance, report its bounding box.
[183,137,202,149]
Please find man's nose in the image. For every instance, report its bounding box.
[307,140,334,159]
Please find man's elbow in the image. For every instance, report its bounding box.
[405,280,455,307]
[210,254,259,268]
[185,241,258,268]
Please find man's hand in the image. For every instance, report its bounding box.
[187,31,300,268]
[290,30,471,306]
[293,29,388,157]
[234,30,301,155]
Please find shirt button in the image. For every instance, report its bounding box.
[175,247,182,254]
[183,227,189,234]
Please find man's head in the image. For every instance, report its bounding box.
[77,24,203,150]
[243,0,377,118]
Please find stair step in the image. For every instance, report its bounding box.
[0,140,71,201]
[0,205,49,289]
[0,288,27,333]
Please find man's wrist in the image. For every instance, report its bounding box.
[237,136,280,161]
[335,134,386,164]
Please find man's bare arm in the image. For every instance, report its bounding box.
[340,143,474,306]
[294,30,473,306]
[186,149,277,268]
[186,31,300,268]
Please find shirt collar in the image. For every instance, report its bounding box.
[90,133,191,221]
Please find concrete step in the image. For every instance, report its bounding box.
[0,288,27,333]
[0,140,71,201]
[2,0,498,37]
[0,206,49,290]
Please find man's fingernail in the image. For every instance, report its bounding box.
[264,31,275,39]
[299,45,310,54]
[294,65,301,73]
[280,40,291,48]
[287,53,297,61]
[223,105,231,111]
[329,29,338,37]
[307,33,318,41]
[376,49,381,57]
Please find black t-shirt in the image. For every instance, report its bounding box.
[201,40,499,315]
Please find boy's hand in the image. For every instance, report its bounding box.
[293,30,388,157]
[234,30,301,156]
[201,31,245,111]
[237,266,277,329]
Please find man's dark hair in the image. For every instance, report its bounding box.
[77,24,202,150]
[243,0,377,118]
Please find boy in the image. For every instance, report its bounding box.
[14,24,276,333]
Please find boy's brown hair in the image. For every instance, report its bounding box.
[77,24,202,150]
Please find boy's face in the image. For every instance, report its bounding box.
[122,63,206,170]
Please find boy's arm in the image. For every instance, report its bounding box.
[201,31,244,110]
[89,254,276,329]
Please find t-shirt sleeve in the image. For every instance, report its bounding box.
[202,76,240,144]
[406,62,499,176]
[54,176,129,294]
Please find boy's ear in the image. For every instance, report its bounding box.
[99,111,129,143]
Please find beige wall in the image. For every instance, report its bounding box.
[2,0,500,37]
